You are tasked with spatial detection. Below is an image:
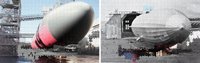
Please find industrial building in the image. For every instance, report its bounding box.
[104,11,140,39]
[0,0,44,56]
[0,0,21,56]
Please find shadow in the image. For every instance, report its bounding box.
[35,56,70,63]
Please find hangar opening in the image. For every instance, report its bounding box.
[121,12,140,38]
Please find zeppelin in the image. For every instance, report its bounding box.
[31,2,93,49]
[130,9,191,50]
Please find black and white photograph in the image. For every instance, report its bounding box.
[101,0,200,63]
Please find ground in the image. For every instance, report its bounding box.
[17,43,99,63]
[101,33,200,63]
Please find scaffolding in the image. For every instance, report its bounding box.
[0,0,21,56]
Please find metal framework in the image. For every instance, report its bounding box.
[0,0,21,56]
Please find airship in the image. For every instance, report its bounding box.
[117,9,200,57]
[31,2,93,49]
[130,9,191,51]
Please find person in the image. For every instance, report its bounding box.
[124,51,132,60]
[123,51,132,63]
[131,53,137,63]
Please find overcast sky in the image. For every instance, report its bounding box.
[101,0,200,21]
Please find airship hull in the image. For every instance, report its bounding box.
[31,2,93,49]
[130,9,191,50]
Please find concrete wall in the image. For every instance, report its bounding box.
[105,14,121,39]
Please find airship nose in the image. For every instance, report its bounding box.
[46,2,94,43]
[31,2,93,49]
[46,2,93,38]
[166,14,191,30]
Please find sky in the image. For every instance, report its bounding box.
[101,0,200,21]
[20,0,99,33]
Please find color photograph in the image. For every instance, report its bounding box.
[0,0,99,63]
